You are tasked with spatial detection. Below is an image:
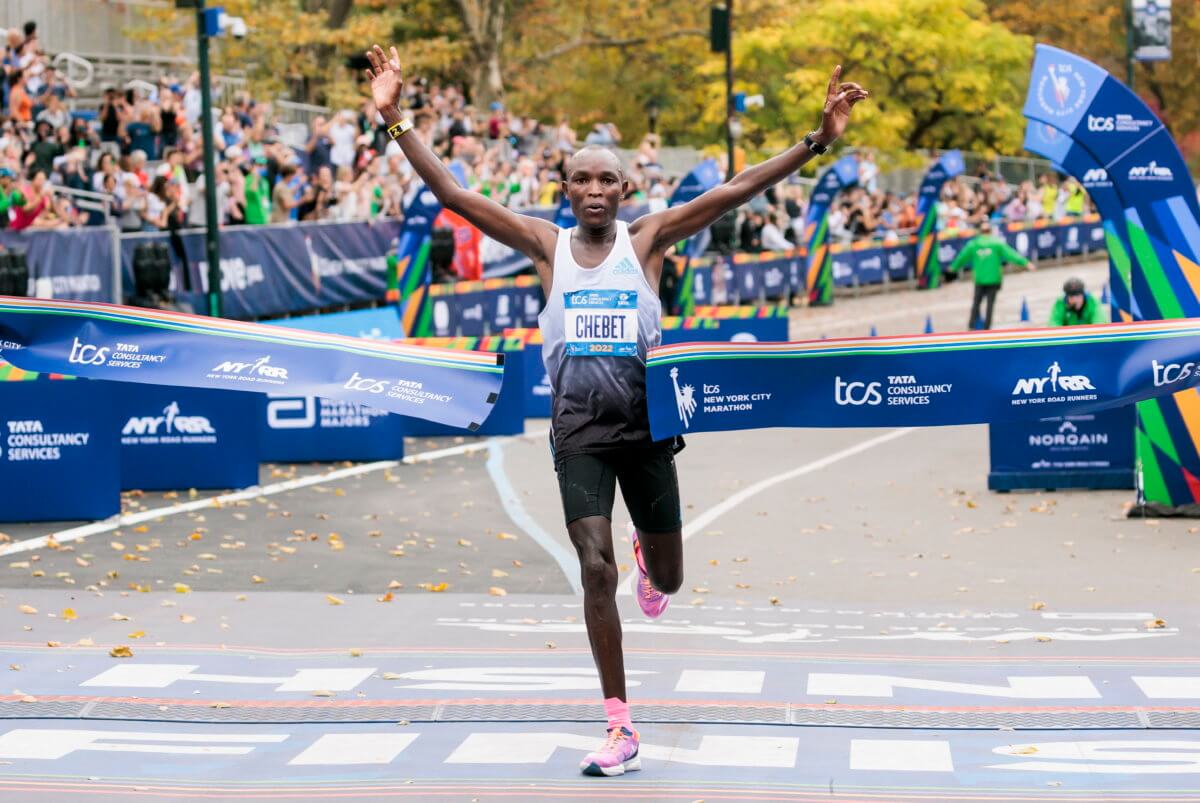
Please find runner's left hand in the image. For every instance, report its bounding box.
[816,65,869,145]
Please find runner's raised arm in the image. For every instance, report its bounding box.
[364,44,557,278]
[631,66,869,252]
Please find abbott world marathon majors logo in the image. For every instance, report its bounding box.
[834,375,953,407]
[1035,63,1088,119]
[1010,362,1097,406]
[121,401,216,445]
[207,355,289,386]
[68,337,167,369]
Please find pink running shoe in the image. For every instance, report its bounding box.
[580,726,641,776]
[630,524,669,619]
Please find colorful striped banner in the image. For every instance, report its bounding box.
[0,297,504,430]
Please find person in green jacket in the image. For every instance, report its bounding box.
[948,219,1033,330]
[1049,277,1101,326]
[0,167,26,228]
[243,158,272,225]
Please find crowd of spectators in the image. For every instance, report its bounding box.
[0,18,1096,253]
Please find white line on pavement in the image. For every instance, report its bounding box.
[0,429,550,558]
[620,428,914,595]
[485,441,583,595]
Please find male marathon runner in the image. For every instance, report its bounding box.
[364,44,868,776]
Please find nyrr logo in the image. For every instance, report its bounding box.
[1081,168,1109,184]
[68,336,110,366]
[1087,115,1115,132]
[1128,161,1173,181]
[122,401,215,439]
[344,371,387,394]
[668,366,697,428]
[1011,362,1095,396]
[211,356,289,380]
[834,377,882,406]
[1152,359,1195,388]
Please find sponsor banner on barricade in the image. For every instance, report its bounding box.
[120,220,403,320]
[0,298,503,430]
[0,379,120,522]
[415,276,543,337]
[0,227,115,303]
[802,155,859,305]
[504,328,550,418]
[399,335,525,436]
[646,321,1200,439]
[915,150,965,289]
[988,406,1135,491]
[260,394,405,463]
[117,384,259,491]
[261,307,403,341]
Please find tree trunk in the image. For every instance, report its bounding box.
[454,0,507,106]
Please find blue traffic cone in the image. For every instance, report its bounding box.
[869,325,878,337]
[1020,297,1030,322]
[1101,282,1110,305]
[923,315,934,334]
[975,317,986,330]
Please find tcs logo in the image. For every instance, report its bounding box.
[68,336,109,366]
[344,371,387,394]
[834,377,882,406]
[1087,115,1115,132]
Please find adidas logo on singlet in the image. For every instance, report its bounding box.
[613,258,639,276]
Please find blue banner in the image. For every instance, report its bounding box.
[0,379,121,522]
[988,406,1136,490]
[802,155,859,306]
[120,220,404,320]
[0,297,504,430]
[118,384,259,491]
[262,307,404,341]
[260,394,405,463]
[403,346,524,436]
[646,321,1200,439]
[915,150,964,289]
[0,227,115,303]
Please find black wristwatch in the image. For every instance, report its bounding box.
[803,132,829,155]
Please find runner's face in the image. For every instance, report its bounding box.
[564,152,625,227]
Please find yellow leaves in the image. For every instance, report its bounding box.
[349,648,363,658]
[174,583,191,594]
[128,630,146,639]
[326,595,345,606]
[1011,745,1039,755]
[210,701,232,709]
[252,575,266,584]
[497,532,518,541]
[419,582,449,593]
[311,689,336,697]
[9,561,29,569]
[768,597,781,606]
[1145,619,1167,629]
[109,645,134,658]
[488,586,507,597]
[45,641,61,648]
[328,533,345,551]
[376,592,394,603]
[61,608,78,621]
[188,532,203,541]
[133,526,149,534]
[19,694,37,703]
[1036,636,1052,643]
[387,580,403,589]
[491,569,509,578]
[381,672,403,680]
[75,557,91,568]
[76,637,95,647]
[1030,601,1046,611]
[457,539,473,547]
[18,604,37,615]
[179,614,197,624]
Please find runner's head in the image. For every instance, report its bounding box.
[563,145,627,228]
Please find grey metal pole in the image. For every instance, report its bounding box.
[196,0,222,317]
[1125,0,1136,90]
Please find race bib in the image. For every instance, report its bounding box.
[564,289,638,357]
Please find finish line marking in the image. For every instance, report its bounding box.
[0,428,549,558]
[621,428,914,595]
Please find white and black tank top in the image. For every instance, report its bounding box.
[538,221,663,456]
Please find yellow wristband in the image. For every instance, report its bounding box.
[387,118,413,139]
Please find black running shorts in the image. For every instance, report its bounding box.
[555,448,682,534]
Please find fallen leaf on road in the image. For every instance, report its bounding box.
[18,605,36,615]
[326,595,345,605]
[488,587,507,597]
[109,646,133,658]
